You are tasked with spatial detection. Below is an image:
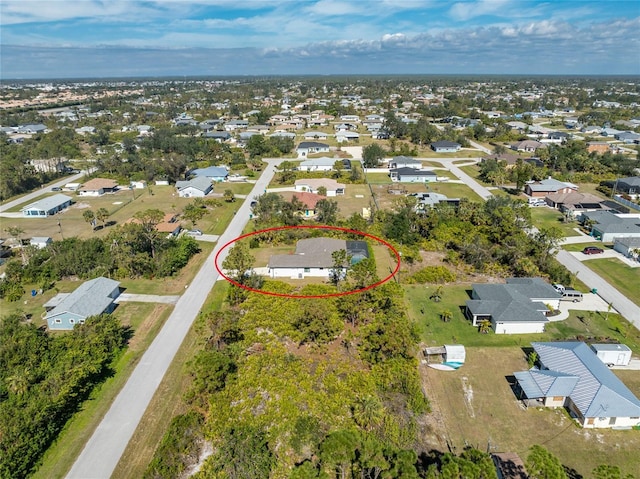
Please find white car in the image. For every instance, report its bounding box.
[186,229,203,236]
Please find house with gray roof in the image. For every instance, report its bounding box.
[268,238,369,279]
[465,278,561,334]
[296,141,330,158]
[175,176,213,198]
[411,192,460,212]
[580,210,640,242]
[613,237,640,259]
[21,194,73,218]
[204,131,231,142]
[298,157,338,172]
[44,277,121,330]
[513,342,640,428]
[615,176,640,197]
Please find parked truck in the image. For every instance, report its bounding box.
[590,343,632,367]
[553,284,583,302]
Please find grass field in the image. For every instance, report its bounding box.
[421,347,640,478]
[425,182,484,202]
[32,303,174,479]
[365,172,392,184]
[529,207,581,237]
[582,258,640,307]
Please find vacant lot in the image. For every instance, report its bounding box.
[530,207,581,237]
[420,347,640,477]
[583,258,640,307]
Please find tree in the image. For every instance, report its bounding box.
[133,209,164,258]
[333,160,344,179]
[478,319,492,334]
[316,198,338,225]
[317,186,327,197]
[214,425,273,479]
[362,143,386,168]
[430,285,443,302]
[83,210,96,231]
[96,207,110,228]
[4,226,26,262]
[222,241,255,284]
[526,445,567,479]
[183,203,207,228]
[224,189,236,202]
[440,310,453,322]
[330,249,350,286]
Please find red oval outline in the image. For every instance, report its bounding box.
[214,225,400,299]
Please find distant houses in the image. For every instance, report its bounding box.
[296,141,330,158]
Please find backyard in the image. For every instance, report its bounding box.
[420,347,640,478]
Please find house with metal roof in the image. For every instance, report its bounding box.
[513,342,640,428]
[268,238,369,279]
[389,167,437,183]
[189,166,228,182]
[44,277,121,330]
[21,194,73,217]
[580,210,640,242]
[465,278,561,334]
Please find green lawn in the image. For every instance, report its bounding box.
[529,207,581,237]
[561,242,611,252]
[365,172,392,184]
[214,182,254,196]
[404,284,640,352]
[425,182,483,202]
[582,258,640,307]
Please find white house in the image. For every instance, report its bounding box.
[388,156,422,169]
[465,278,561,334]
[78,178,118,197]
[21,194,73,218]
[390,168,437,183]
[296,141,330,158]
[298,157,337,172]
[268,238,369,279]
[514,342,640,428]
[30,237,53,249]
[294,178,345,196]
[175,176,213,198]
[430,141,461,153]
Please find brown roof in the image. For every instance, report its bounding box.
[80,178,118,191]
[492,453,528,479]
[545,191,607,206]
[279,191,324,209]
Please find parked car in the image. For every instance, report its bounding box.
[186,229,203,236]
[582,246,604,255]
[51,186,62,191]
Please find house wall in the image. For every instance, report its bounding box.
[582,415,640,429]
[23,208,47,217]
[178,186,210,198]
[531,297,560,311]
[398,175,437,183]
[543,396,566,408]
[600,231,640,243]
[298,165,333,172]
[78,189,104,197]
[47,312,86,330]
[493,321,546,334]
[433,146,460,153]
[269,266,332,279]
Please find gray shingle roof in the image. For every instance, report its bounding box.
[176,176,212,192]
[46,277,120,320]
[269,238,346,268]
[530,342,640,418]
[390,168,436,177]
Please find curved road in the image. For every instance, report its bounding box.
[66,159,283,479]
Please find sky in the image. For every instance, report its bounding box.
[1,0,639,79]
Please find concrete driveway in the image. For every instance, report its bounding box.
[568,249,640,268]
[551,293,617,321]
[115,293,180,305]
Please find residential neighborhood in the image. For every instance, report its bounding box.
[1,74,639,479]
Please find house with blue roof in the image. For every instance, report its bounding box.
[44,277,121,330]
[190,166,228,182]
[514,342,640,428]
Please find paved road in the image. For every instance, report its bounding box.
[66,159,283,479]
[0,170,89,213]
[555,250,640,327]
[436,158,493,200]
[468,140,492,154]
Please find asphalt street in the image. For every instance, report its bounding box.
[66,159,283,479]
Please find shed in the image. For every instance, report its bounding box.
[590,343,632,367]
[444,344,466,364]
[30,236,53,249]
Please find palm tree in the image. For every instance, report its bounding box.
[5,226,26,262]
[440,310,453,322]
[430,285,444,302]
[96,207,110,228]
[83,210,95,230]
[478,319,492,334]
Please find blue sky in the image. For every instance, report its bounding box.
[1,0,639,79]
